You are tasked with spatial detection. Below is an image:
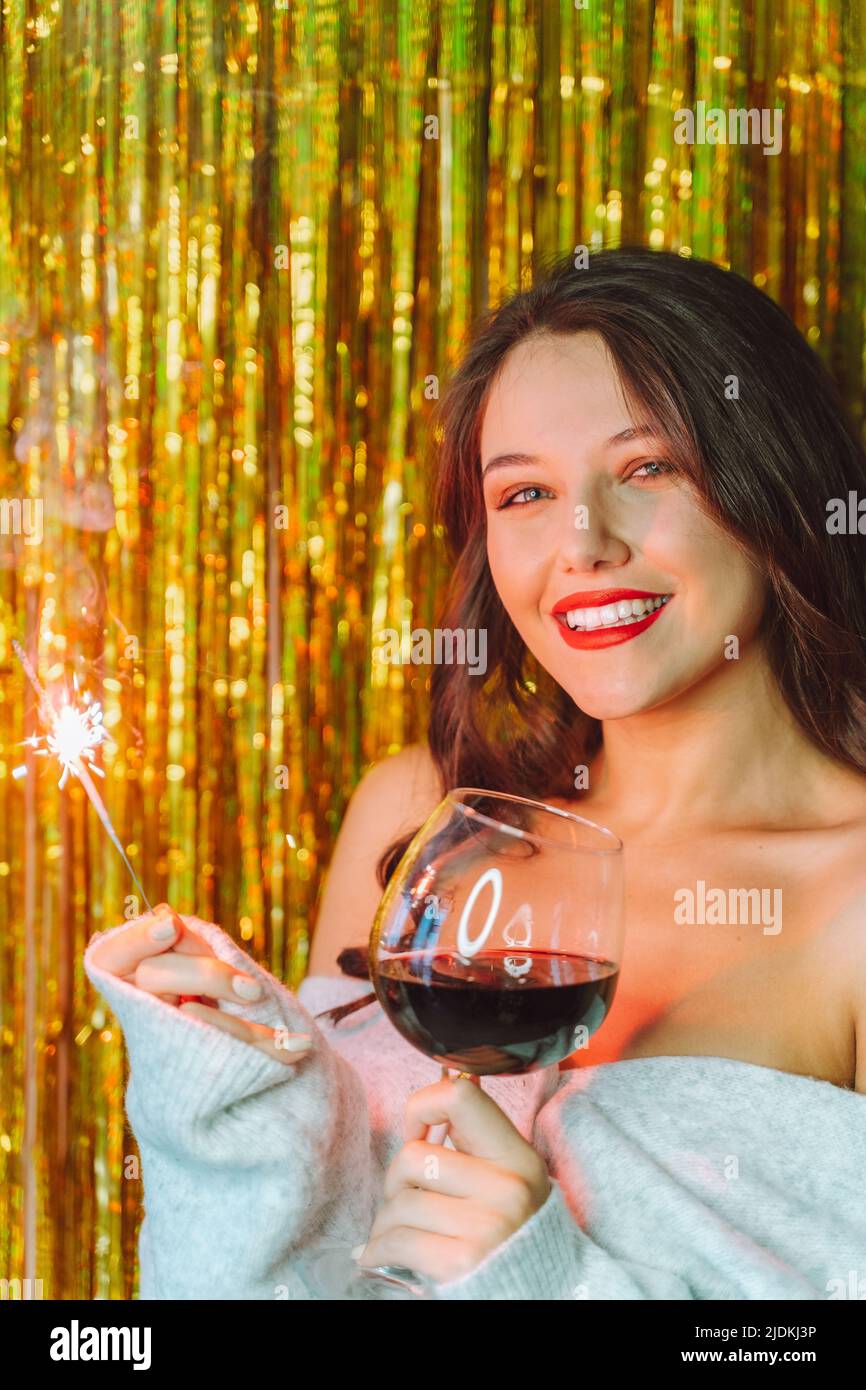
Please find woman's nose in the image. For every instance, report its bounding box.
[555,499,629,570]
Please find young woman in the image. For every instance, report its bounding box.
[87,246,866,1294]
[315,244,866,1085]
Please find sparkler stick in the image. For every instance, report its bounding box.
[12,639,154,913]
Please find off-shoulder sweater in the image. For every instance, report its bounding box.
[83,917,866,1301]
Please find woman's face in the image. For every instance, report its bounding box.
[480,331,767,719]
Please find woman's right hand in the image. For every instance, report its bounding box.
[87,903,312,1067]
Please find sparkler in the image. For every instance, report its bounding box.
[12,639,153,912]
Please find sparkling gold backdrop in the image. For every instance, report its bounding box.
[1,0,864,1300]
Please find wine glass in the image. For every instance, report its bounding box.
[302,788,624,1299]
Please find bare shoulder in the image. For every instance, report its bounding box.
[819,868,866,1094]
[827,785,866,1092]
[345,741,443,824]
[306,743,443,975]
[814,795,866,964]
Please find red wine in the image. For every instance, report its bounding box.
[375,948,619,1075]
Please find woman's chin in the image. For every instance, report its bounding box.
[559,681,669,721]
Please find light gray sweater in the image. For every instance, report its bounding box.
[84,916,866,1300]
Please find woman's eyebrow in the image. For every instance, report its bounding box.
[481,451,541,478]
[481,426,659,478]
[606,424,658,447]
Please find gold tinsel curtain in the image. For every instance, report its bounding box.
[0,0,863,1300]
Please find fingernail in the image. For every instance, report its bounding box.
[149,919,177,942]
[279,1033,311,1053]
[350,1244,366,1261]
[232,974,262,1001]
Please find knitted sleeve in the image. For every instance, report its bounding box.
[84,916,381,1300]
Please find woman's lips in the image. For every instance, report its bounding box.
[554,597,673,649]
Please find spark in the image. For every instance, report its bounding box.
[20,689,107,790]
[12,639,153,911]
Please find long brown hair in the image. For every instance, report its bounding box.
[377,245,866,887]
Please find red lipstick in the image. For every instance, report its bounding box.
[551,589,673,651]
[552,587,665,613]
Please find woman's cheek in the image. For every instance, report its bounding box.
[488,531,547,608]
[487,541,519,610]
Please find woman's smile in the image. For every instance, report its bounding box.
[551,588,674,649]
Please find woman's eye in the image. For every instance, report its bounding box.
[628,459,676,482]
[497,485,551,509]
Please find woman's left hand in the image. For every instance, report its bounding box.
[354,1075,551,1285]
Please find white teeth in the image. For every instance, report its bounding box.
[562,594,671,631]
